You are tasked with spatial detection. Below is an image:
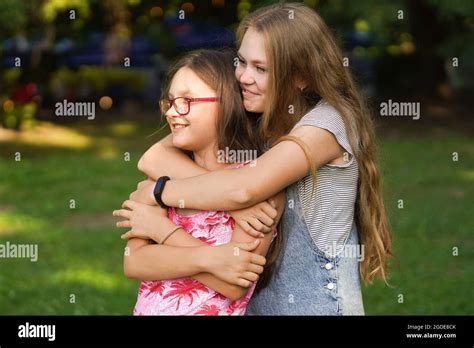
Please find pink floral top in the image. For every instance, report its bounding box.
[133,162,276,316]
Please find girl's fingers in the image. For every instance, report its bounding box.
[250,253,266,266]
[261,202,278,220]
[241,271,259,283]
[239,220,262,238]
[236,240,260,252]
[120,231,133,240]
[249,217,271,233]
[237,278,252,288]
[121,200,136,210]
[254,210,274,228]
[248,263,264,275]
[113,209,132,219]
[116,220,132,228]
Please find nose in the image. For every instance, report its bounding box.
[237,66,255,85]
[165,107,180,118]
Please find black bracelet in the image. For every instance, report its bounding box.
[153,176,171,208]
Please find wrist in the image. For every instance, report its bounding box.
[161,180,172,207]
[151,230,163,244]
[154,176,171,208]
[195,245,212,273]
[154,216,175,242]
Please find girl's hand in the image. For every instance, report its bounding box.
[129,179,157,206]
[113,200,168,242]
[229,199,278,238]
[203,240,266,288]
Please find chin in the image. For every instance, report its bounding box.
[172,137,191,151]
[243,100,264,113]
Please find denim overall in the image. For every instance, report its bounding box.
[246,182,365,315]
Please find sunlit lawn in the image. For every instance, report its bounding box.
[0,118,163,314]
[0,118,473,314]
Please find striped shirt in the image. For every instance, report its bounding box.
[292,100,359,257]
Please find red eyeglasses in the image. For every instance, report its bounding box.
[160,97,218,116]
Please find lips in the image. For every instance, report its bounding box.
[241,86,259,95]
[242,88,260,99]
[172,123,188,129]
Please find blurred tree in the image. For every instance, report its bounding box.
[0,0,30,37]
[1,0,472,100]
[250,0,474,96]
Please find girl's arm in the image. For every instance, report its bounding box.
[123,191,285,301]
[136,133,279,236]
[159,126,343,210]
[138,133,209,180]
[124,237,250,301]
[124,237,266,299]
[124,239,206,280]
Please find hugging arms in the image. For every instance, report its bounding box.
[118,116,344,300]
[117,133,286,301]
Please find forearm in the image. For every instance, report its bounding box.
[138,133,209,181]
[124,243,206,281]
[161,168,273,211]
[155,218,250,300]
[138,136,260,211]
[141,128,334,221]
[125,237,248,300]
[159,140,311,211]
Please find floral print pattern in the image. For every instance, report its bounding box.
[133,208,256,315]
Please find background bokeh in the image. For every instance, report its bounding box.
[0,0,473,315]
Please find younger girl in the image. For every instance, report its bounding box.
[114,49,285,315]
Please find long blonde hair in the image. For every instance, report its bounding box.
[237,2,393,284]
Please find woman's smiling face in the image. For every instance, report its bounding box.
[165,67,219,152]
[235,27,269,113]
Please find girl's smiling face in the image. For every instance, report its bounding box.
[165,67,219,152]
[235,27,269,113]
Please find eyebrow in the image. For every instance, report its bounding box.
[168,90,194,97]
[237,51,266,66]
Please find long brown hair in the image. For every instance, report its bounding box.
[237,2,393,284]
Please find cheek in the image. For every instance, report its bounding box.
[251,77,267,110]
[185,107,219,147]
[256,75,268,94]
[193,118,215,135]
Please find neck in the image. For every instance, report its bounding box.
[193,144,233,171]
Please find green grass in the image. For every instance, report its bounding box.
[363,133,474,314]
[0,120,473,314]
[0,119,163,314]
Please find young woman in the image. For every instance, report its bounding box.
[113,48,285,315]
[130,3,393,315]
